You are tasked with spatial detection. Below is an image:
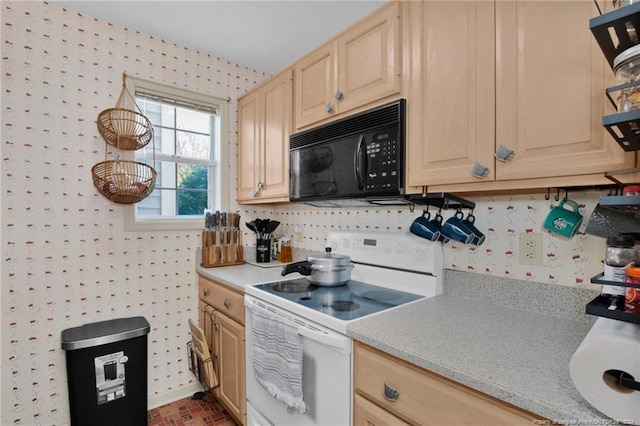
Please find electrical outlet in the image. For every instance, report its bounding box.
[294,224,303,243]
[519,233,543,266]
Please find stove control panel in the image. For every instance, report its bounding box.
[326,231,443,276]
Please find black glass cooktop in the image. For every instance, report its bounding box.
[253,278,423,321]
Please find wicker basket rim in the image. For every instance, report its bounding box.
[98,106,151,115]
[92,159,155,167]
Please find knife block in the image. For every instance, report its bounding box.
[201,230,244,268]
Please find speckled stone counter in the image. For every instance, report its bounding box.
[195,248,315,291]
[197,263,289,291]
[347,271,606,422]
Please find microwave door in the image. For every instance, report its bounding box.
[290,135,363,200]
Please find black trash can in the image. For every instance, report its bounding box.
[61,317,150,426]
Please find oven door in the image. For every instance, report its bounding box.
[244,296,352,426]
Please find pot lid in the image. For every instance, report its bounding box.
[307,247,352,268]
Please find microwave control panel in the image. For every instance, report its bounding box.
[365,127,400,191]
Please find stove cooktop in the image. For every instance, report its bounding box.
[252,278,424,321]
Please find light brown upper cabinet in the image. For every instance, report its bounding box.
[295,2,402,130]
[237,68,293,204]
[406,0,634,192]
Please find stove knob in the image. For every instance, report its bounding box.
[396,242,407,254]
[415,249,426,261]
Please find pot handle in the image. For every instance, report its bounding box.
[281,261,313,277]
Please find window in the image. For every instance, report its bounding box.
[123,77,229,231]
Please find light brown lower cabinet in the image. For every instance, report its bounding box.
[354,341,544,426]
[198,276,246,426]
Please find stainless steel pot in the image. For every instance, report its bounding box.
[281,248,354,286]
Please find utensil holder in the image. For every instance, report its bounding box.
[256,238,271,263]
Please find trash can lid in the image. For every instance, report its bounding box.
[61,316,150,351]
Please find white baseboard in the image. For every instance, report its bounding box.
[147,382,204,410]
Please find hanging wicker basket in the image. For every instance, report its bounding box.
[97,108,153,151]
[97,73,153,151]
[92,160,157,205]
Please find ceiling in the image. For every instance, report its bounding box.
[53,0,386,74]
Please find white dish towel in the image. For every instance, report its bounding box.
[249,302,306,414]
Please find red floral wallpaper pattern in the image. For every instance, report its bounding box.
[1,2,267,424]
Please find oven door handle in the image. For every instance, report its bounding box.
[298,326,351,355]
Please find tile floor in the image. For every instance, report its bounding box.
[147,392,238,426]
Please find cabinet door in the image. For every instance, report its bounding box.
[259,69,292,200]
[215,310,246,424]
[406,0,496,187]
[355,342,540,425]
[295,41,337,129]
[202,305,216,354]
[237,91,262,201]
[495,0,632,180]
[337,1,402,114]
[354,394,410,426]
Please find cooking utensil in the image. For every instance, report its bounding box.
[255,218,264,234]
[264,220,280,235]
[281,247,353,286]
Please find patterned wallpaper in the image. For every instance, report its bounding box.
[1,2,268,424]
[1,2,610,425]
[260,192,607,288]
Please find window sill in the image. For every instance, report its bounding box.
[124,210,203,232]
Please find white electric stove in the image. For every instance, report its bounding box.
[244,231,443,426]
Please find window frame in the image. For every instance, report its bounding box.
[122,76,230,231]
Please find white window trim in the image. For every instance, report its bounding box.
[122,76,230,231]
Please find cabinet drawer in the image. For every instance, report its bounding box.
[354,393,410,426]
[354,342,538,425]
[198,276,244,325]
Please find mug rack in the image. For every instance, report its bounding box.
[406,192,475,211]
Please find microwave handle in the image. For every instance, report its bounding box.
[354,135,365,191]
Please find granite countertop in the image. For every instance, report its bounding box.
[347,295,605,422]
[195,247,315,291]
[197,262,291,291]
[347,271,606,422]
[195,260,606,422]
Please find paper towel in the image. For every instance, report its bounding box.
[570,317,640,425]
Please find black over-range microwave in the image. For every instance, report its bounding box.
[289,99,410,207]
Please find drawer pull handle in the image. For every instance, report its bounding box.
[383,383,399,402]
[224,298,230,309]
[203,289,209,296]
